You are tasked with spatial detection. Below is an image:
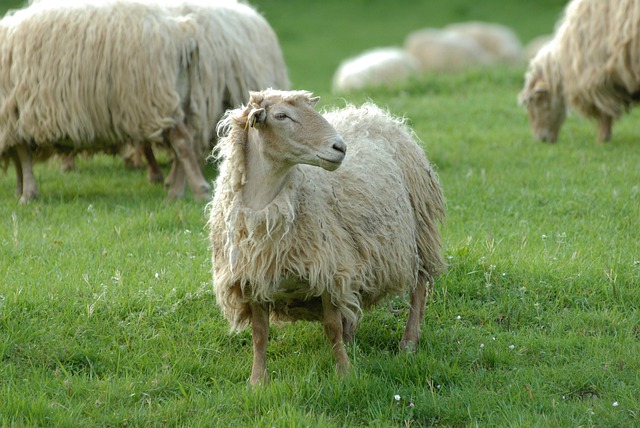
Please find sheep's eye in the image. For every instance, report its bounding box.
[273,112,288,120]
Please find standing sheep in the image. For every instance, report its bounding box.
[153,0,290,192]
[208,89,446,385]
[331,47,419,93]
[0,0,210,202]
[519,0,640,143]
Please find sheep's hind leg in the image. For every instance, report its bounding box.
[322,293,350,376]
[250,302,270,386]
[166,123,210,200]
[9,148,23,197]
[400,272,430,352]
[142,143,164,183]
[15,145,38,204]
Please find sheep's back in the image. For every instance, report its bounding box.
[0,1,193,149]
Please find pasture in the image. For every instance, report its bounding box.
[2,0,640,426]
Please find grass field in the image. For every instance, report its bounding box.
[3,0,640,426]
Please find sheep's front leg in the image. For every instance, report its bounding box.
[322,293,349,376]
[400,273,430,351]
[250,302,269,386]
[15,145,38,204]
[597,114,612,143]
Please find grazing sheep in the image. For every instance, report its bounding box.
[331,47,419,93]
[404,28,492,73]
[154,0,290,192]
[0,0,210,202]
[208,89,446,385]
[23,0,290,194]
[445,21,524,66]
[519,0,640,143]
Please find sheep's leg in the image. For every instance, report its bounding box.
[322,293,350,376]
[10,148,23,197]
[249,302,270,386]
[342,317,358,344]
[399,273,430,352]
[166,123,210,200]
[142,143,164,184]
[597,114,612,143]
[15,145,38,204]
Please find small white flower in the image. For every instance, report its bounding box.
[155,272,159,279]
[509,345,515,350]
[456,315,461,320]
[613,401,619,407]
[394,394,401,401]
[480,343,485,349]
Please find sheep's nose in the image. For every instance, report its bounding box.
[332,136,346,155]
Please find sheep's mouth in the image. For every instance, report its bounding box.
[317,155,344,171]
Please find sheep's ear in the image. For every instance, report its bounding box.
[248,108,266,128]
[308,96,320,107]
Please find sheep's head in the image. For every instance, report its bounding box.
[244,89,347,171]
[518,47,566,143]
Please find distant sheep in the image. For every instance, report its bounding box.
[519,0,640,143]
[404,28,492,73]
[331,47,418,93]
[208,89,445,385]
[445,21,524,66]
[0,0,210,202]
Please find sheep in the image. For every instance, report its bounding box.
[0,0,211,203]
[444,21,524,66]
[207,89,446,385]
[404,28,492,73]
[331,47,419,93]
[153,0,290,192]
[21,0,290,195]
[519,0,640,143]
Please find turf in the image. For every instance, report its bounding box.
[3,0,640,426]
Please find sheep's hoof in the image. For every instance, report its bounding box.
[249,372,269,387]
[19,192,38,205]
[147,171,164,184]
[399,339,417,353]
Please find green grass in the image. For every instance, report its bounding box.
[4,0,640,426]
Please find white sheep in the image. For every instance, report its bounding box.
[23,0,291,193]
[404,28,492,73]
[445,21,524,66]
[519,0,640,143]
[0,0,210,202]
[208,89,446,385]
[331,47,419,93]
[155,0,290,191]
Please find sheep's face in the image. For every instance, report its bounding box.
[519,78,566,143]
[248,91,347,171]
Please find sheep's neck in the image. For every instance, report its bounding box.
[242,133,293,211]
